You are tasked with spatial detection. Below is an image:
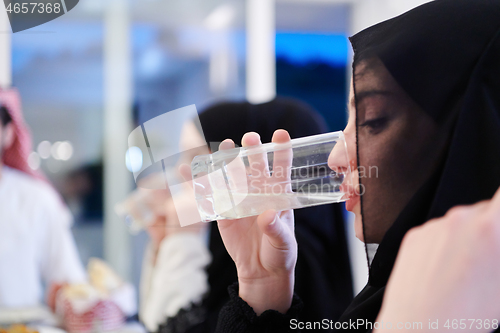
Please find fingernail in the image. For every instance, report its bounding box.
[269,215,277,225]
[219,140,233,150]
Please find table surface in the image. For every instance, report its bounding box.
[0,306,147,333]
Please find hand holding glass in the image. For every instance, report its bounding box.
[191,131,351,222]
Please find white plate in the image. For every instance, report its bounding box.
[37,326,66,333]
[0,307,55,325]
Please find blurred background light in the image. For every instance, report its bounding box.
[58,141,74,161]
[125,146,143,173]
[204,4,236,31]
[51,141,62,159]
[37,140,52,159]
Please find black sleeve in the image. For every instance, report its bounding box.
[157,304,207,333]
[215,283,303,333]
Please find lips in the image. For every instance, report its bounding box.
[340,183,360,212]
[346,193,360,212]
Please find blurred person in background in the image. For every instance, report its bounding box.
[0,88,86,309]
[118,173,210,333]
[121,97,353,333]
[63,162,104,222]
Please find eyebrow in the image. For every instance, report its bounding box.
[349,90,392,107]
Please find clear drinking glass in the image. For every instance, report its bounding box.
[191,131,351,222]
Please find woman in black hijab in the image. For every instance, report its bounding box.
[159,97,353,332]
[213,0,500,331]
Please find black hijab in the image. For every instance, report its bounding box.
[197,97,353,331]
[340,0,500,329]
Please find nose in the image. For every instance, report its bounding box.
[330,78,357,176]
[328,134,350,174]
[328,119,356,176]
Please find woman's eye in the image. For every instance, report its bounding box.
[359,117,389,134]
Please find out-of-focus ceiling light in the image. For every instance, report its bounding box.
[51,141,74,161]
[51,141,61,159]
[204,4,236,31]
[126,146,143,173]
[37,141,52,159]
[57,141,74,161]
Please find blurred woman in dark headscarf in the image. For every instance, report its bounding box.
[212,1,500,332]
[157,97,353,332]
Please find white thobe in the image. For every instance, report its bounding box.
[0,166,86,307]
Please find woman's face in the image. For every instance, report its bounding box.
[331,58,448,243]
[332,83,363,240]
[178,121,210,165]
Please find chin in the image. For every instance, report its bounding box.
[350,202,364,242]
[354,215,364,242]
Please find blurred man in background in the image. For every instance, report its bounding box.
[0,88,85,309]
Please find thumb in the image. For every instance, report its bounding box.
[178,163,192,183]
[257,209,291,250]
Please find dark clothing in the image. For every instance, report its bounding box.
[294,205,352,323]
[216,283,303,333]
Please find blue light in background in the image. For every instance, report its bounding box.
[275,33,348,67]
